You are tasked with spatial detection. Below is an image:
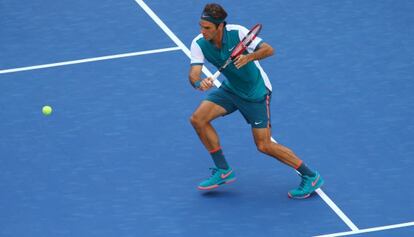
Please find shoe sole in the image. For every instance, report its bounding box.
[288,192,310,199]
[288,177,324,199]
[198,178,236,191]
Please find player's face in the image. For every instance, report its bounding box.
[199,20,219,41]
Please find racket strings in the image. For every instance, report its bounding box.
[229,24,262,59]
[243,27,260,45]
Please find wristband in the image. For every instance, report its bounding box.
[193,79,202,89]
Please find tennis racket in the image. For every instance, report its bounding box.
[211,23,262,84]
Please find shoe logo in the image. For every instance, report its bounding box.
[312,175,320,187]
[220,170,233,179]
[254,121,263,125]
[228,46,235,52]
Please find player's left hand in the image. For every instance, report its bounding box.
[234,54,251,69]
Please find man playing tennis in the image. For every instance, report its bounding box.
[189,3,324,199]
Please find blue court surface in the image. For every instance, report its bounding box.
[1,1,413,236]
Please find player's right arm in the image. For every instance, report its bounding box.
[189,65,213,91]
[189,36,213,91]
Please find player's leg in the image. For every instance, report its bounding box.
[190,100,226,152]
[238,93,324,198]
[190,88,237,190]
[252,128,324,198]
[237,94,302,167]
[252,127,302,168]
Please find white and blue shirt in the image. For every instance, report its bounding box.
[190,24,272,101]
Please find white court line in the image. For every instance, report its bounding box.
[314,221,414,237]
[134,0,359,232]
[316,189,359,231]
[0,46,181,74]
[133,0,221,87]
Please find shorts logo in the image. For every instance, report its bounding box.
[254,121,263,125]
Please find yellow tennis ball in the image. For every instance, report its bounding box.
[42,105,53,116]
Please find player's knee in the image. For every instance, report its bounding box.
[190,113,203,128]
[256,141,271,154]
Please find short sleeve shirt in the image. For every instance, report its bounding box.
[190,24,272,101]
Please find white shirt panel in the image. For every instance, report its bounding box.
[190,34,205,65]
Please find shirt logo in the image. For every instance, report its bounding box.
[228,46,235,52]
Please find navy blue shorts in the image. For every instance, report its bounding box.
[205,87,271,128]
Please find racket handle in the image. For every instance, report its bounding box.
[211,70,222,88]
[211,70,221,80]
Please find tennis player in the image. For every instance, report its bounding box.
[189,3,324,199]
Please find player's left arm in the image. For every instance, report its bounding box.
[234,42,274,69]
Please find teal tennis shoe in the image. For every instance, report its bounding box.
[288,172,324,199]
[198,168,236,190]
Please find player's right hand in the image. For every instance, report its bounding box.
[199,77,214,91]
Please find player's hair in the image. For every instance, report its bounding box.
[202,3,227,27]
